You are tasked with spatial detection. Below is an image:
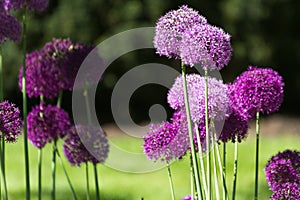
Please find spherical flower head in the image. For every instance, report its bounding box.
[60,43,94,90]
[154,5,207,59]
[63,125,109,166]
[18,50,61,98]
[0,13,21,44]
[180,24,232,70]
[270,182,300,200]
[0,100,23,142]
[265,150,300,191]
[143,111,190,162]
[167,73,230,123]
[4,0,48,12]
[232,66,284,120]
[27,103,71,148]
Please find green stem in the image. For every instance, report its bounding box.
[212,141,220,200]
[232,141,238,200]
[94,164,100,200]
[51,139,57,200]
[0,143,7,200]
[86,163,90,200]
[0,45,3,101]
[189,154,195,199]
[195,123,208,199]
[223,143,227,200]
[167,164,175,200]
[57,90,63,107]
[181,62,203,200]
[22,6,30,200]
[56,149,78,200]
[84,89,92,124]
[254,111,260,200]
[38,149,42,200]
[204,69,211,200]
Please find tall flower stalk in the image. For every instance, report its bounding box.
[86,163,90,200]
[232,140,238,200]
[181,63,202,200]
[254,111,260,199]
[21,6,30,200]
[167,164,176,200]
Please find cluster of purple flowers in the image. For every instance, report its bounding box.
[19,38,94,98]
[154,5,232,70]
[0,100,22,142]
[63,125,109,166]
[265,150,300,199]
[0,0,49,43]
[27,103,71,148]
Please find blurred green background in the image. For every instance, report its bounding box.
[2,0,300,123]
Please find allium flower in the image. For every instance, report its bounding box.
[0,100,22,142]
[180,24,232,70]
[19,38,94,98]
[270,182,300,200]
[231,66,284,120]
[219,84,249,143]
[265,150,300,191]
[0,12,21,43]
[143,111,190,162]
[4,0,48,12]
[154,5,207,58]
[27,103,71,148]
[63,125,109,166]
[167,74,230,123]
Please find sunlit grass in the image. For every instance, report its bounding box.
[4,130,299,200]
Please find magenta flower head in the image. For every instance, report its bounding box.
[4,0,48,12]
[180,24,232,70]
[167,74,230,123]
[270,182,300,200]
[27,103,71,148]
[265,150,300,191]
[0,13,21,43]
[154,5,207,59]
[0,100,23,142]
[63,125,109,166]
[143,111,190,162]
[231,66,284,120]
[181,195,195,200]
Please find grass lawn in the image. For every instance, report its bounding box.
[4,127,299,200]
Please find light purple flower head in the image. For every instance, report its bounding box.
[167,74,230,123]
[143,110,190,162]
[4,0,48,12]
[0,100,23,142]
[270,182,300,200]
[265,150,300,192]
[154,5,207,59]
[63,125,109,166]
[231,66,284,120]
[0,12,21,44]
[180,24,232,70]
[27,103,71,148]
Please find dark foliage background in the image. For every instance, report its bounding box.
[2,0,300,123]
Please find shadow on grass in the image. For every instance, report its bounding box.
[9,189,132,200]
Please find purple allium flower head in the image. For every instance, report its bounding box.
[231,66,284,120]
[27,103,71,148]
[270,182,300,200]
[180,24,232,70]
[4,0,48,12]
[265,150,300,191]
[19,50,61,98]
[143,110,190,162]
[63,125,109,166]
[167,74,230,123]
[19,38,94,98]
[154,5,207,59]
[0,12,21,43]
[0,100,23,142]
